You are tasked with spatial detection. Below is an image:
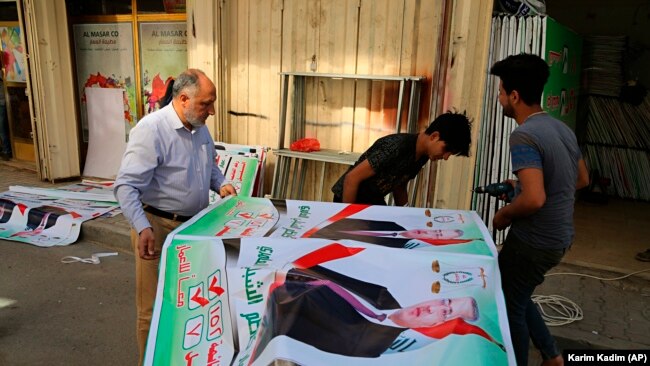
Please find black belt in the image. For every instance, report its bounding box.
[143,204,192,222]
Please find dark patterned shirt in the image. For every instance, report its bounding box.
[332,133,428,204]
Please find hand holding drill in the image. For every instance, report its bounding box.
[473,181,515,202]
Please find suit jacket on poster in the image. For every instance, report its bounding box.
[251,271,405,362]
[310,218,410,248]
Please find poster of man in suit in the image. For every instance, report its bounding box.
[144,198,514,365]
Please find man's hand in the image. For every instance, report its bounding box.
[138,227,159,260]
[493,209,512,231]
[342,160,375,203]
[499,179,517,201]
[493,169,545,231]
[393,183,409,207]
[219,184,237,197]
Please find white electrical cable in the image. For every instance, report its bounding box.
[545,268,650,281]
[534,268,650,326]
[61,252,118,264]
[532,294,583,326]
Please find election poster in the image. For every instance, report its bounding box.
[269,200,495,257]
[175,196,279,238]
[72,23,136,141]
[145,237,235,366]
[139,22,187,116]
[9,181,117,203]
[145,198,515,365]
[216,152,260,197]
[211,142,268,202]
[231,238,513,366]
[145,196,280,365]
[0,191,118,247]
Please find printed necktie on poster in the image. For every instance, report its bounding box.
[414,318,506,352]
[308,279,387,321]
[292,243,365,269]
[301,204,369,237]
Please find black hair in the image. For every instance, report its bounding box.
[489,53,549,105]
[159,79,175,108]
[424,110,472,157]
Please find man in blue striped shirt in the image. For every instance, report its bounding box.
[114,69,236,364]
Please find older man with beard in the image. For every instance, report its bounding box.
[114,68,236,364]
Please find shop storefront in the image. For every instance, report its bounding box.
[0,1,30,162]
[7,0,187,181]
[17,0,493,210]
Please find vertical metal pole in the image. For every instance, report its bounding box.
[395,79,405,132]
[297,160,308,199]
[277,74,289,149]
[290,157,301,199]
[271,155,281,197]
[318,161,326,201]
[280,155,291,198]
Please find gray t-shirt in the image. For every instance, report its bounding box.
[509,113,582,250]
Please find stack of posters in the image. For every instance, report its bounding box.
[145,197,515,365]
[0,188,117,247]
[9,180,117,203]
[213,142,267,200]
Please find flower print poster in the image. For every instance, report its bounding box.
[72,23,136,142]
[0,24,27,83]
[139,22,187,116]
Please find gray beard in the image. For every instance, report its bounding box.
[185,107,205,128]
[188,119,205,128]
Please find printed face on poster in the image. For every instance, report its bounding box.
[72,23,136,142]
[139,22,187,115]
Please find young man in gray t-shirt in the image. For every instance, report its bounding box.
[490,54,589,366]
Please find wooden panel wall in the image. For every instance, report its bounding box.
[217,0,481,204]
[434,0,493,209]
[222,0,283,148]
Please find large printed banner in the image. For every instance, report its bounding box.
[270,200,495,257]
[0,191,118,247]
[145,196,280,365]
[146,197,515,365]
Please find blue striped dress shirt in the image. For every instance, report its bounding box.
[114,104,225,234]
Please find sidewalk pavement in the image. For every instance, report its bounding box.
[1,161,649,362]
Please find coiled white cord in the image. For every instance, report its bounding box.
[533,268,650,326]
[532,294,583,326]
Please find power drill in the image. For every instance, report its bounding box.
[473,182,515,202]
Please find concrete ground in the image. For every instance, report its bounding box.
[1,161,649,366]
[0,240,137,366]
